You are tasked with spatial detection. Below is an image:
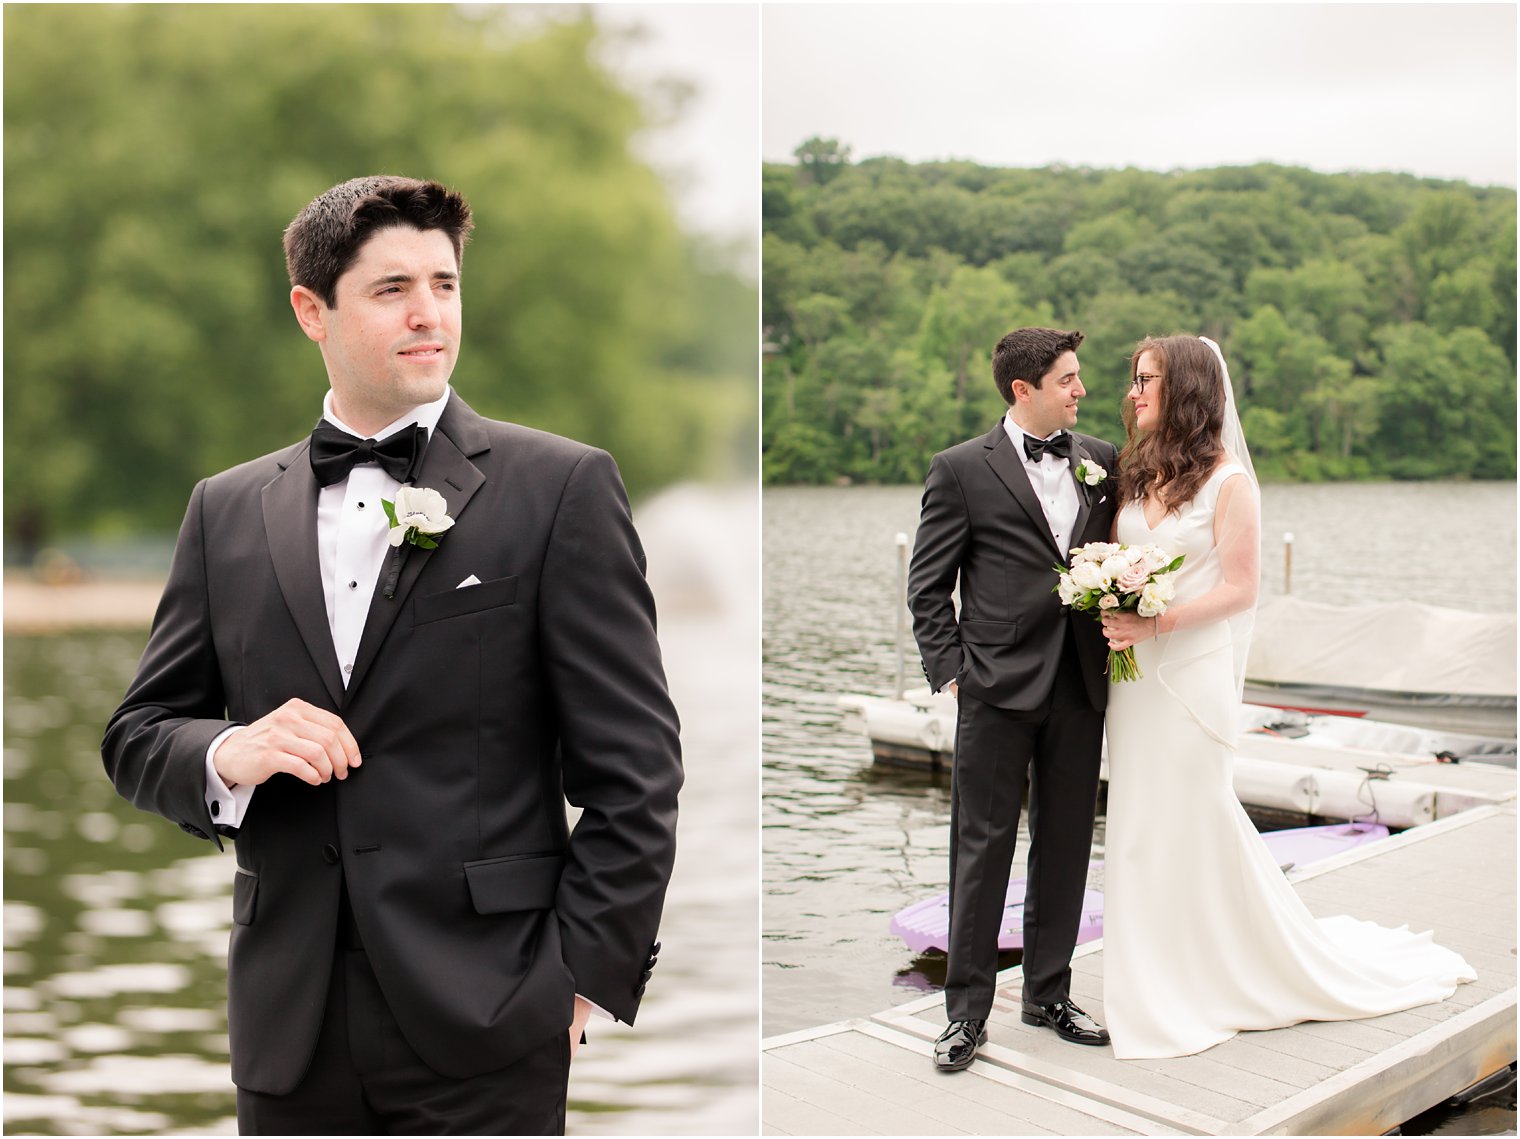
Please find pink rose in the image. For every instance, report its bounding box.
[1117,563,1150,593]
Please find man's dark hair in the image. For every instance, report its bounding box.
[992,327,1085,404]
[283,176,474,307]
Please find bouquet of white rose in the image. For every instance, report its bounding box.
[1054,542,1184,682]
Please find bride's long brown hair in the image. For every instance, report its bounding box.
[1118,336,1226,516]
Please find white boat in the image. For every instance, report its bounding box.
[1244,597,1516,738]
[838,690,1516,828]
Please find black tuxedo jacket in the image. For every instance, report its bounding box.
[103,393,682,1094]
[907,423,1120,712]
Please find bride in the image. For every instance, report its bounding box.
[1097,334,1475,1060]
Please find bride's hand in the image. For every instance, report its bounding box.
[1101,610,1155,651]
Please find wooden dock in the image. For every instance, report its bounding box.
[763,804,1516,1136]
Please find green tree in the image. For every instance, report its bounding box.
[1424,263,1502,337]
[917,266,1050,437]
[1371,323,1515,478]
[793,136,851,187]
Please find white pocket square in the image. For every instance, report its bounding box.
[1098,496,1108,505]
[456,574,482,589]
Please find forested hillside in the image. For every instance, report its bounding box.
[764,140,1516,484]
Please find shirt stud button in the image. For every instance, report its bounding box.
[343,664,353,674]
[348,581,358,590]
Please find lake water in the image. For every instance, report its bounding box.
[763,480,1516,1134]
[3,484,760,1135]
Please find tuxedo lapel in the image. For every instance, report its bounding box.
[983,425,1062,559]
[262,447,346,707]
[1068,437,1095,555]
[344,394,489,703]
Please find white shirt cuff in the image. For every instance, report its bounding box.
[578,995,616,1021]
[205,727,255,828]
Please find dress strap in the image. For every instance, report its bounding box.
[1201,461,1249,508]
[1212,461,1247,485]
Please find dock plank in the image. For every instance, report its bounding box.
[825,1028,1146,1135]
[764,1050,967,1135]
[762,1084,873,1137]
[766,805,1515,1135]
[1199,1035,1338,1087]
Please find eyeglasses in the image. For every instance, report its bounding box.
[1130,374,1161,395]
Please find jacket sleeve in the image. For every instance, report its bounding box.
[538,448,683,1025]
[907,452,971,692]
[101,479,239,850]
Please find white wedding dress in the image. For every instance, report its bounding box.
[1102,463,1476,1060]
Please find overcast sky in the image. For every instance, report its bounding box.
[763,4,1517,188]
[598,4,760,268]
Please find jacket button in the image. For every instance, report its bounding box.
[322,844,339,864]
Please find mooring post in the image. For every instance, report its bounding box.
[895,532,909,700]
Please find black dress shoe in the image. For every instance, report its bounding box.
[932,1019,987,1071]
[1020,999,1110,1046]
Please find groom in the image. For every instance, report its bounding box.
[102,176,682,1133]
[908,327,1118,1071]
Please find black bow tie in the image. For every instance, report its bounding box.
[1023,432,1073,463]
[309,421,427,488]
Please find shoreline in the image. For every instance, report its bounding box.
[4,575,163,634]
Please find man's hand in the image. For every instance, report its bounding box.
[213,698,361,788]
[569,995,592,1060]
[948,680,959,699]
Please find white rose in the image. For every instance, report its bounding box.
[1070,561,1106,591]
[389,486,455,546]
[1137,573,1176,618]
[1100,554,1132,581]
[1076,460,1107,486]
[1098,592,1120,610]
[1057,574,1080,605]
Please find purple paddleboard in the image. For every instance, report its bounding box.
[889,822,1389,954]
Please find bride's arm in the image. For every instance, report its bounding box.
[1155,473,1259,634]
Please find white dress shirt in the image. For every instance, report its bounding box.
[203,388,451,827]
[1003,411,1079,560]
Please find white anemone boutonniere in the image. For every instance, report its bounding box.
[382,486,455,550]
[1074,459,1107,487]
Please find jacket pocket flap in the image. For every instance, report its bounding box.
[414,575,518,625]
[463,852,564,915]
[958,619,1019,645]
[233,867,258,925]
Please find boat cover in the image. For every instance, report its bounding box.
[1247,598,1516,699]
